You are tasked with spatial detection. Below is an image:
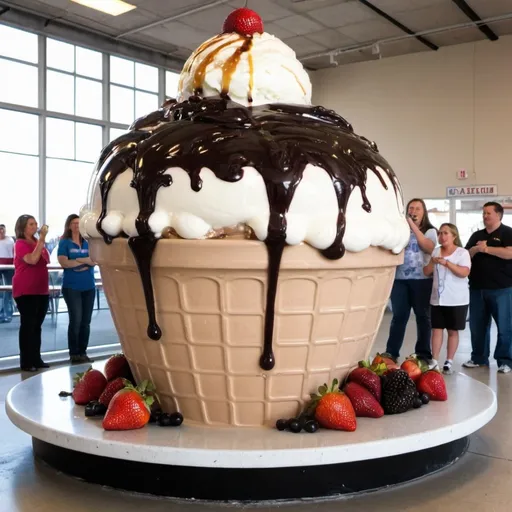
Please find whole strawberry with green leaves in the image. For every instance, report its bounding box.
[309,379,357,432]
[102,380,156,431]
[72,367,107,405]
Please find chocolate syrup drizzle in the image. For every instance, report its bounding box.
[93,96,400,369]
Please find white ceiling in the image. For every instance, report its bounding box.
[1,0,512,69]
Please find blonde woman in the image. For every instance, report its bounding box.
[424,223,471,374]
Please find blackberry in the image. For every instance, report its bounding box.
[420,393,430,405]
[381,370,416,414]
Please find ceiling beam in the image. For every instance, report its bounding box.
[451,0,499,41]
[358,0,438,51]
[116,0,232,38]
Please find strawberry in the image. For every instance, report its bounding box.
[310,380,356,431]
[102,380,155,431]
[344,382,384,418]
[99,377,128,407]
[347,361,386,402]
[223,8,264,36]
[104,354,132,381]
[372,353,399,370]
[417,370,448,401]
[72,367,107,405]
[400,356,427,383]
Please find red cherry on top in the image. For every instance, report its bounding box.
[222,8,264,36]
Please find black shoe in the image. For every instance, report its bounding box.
[37,361,50,368]
[80,355,94,363]
[70,355,82,364]
[21,366,37,372]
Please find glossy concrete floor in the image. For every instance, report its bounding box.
[2,314,511,511]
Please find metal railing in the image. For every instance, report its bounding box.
[0,264,105,314]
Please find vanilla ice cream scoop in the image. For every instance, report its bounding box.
[178,32,312,107]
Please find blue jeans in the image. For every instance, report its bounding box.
[469,288,512,367]
[385,279,433,360]
[0,269,14,322]
[62,288,96,357]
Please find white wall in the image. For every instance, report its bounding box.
[311,35,512,201]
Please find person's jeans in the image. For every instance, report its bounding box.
[14,294,49,368]
[469,288,512,367]
[0,269,14,322]
[385,279,433,360]
[62,288,96,357]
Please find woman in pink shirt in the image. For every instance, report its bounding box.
[12,215,50,372]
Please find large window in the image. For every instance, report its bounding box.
[46,39,103,119]
[166,70,180,99]
[0,21,180,236]
[0,25,38,108]
[0,109,40,231]
[45,118,102,239]
[110,56,159,123]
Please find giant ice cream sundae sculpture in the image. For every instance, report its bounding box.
[80,8,410,427]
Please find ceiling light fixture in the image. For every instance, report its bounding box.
[71,0,136,16]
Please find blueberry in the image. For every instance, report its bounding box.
[93,403,107,416]
[84,402,97,417]
[276,419,288,431]
[304,420,320,433]
[413,398,422,409]
[158,413,172,427]
[169,412,184,427]
[149,409,162,423]
[420,393,430,405]
[288,420,302,433]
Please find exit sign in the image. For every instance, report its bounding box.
[447,185,498,197]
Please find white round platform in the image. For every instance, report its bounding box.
[6,365,496,469]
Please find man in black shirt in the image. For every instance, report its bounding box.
[463,202,512,373]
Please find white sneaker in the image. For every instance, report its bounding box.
[428,359,438,370]
[443,360,453,375]
[462,360,480,368]
[498,365,511,374]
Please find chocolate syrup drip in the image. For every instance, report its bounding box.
[97,143,143,244]
[96,97,400,369]
[128,236,161,340]
[260,238,285,370]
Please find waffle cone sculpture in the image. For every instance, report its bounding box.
[91,240,401,426]
[81,7,410,427]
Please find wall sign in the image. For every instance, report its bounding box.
[446,185,498,197]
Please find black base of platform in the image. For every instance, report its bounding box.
[33,436,469,502]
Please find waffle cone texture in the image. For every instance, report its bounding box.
[90,239,402,427]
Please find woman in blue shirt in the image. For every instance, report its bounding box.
[57,214,96,364]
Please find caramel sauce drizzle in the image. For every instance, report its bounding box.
[248,52,254,104]
[221,37,253,98]
[193,36,244,95]
[282,65,307,97]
